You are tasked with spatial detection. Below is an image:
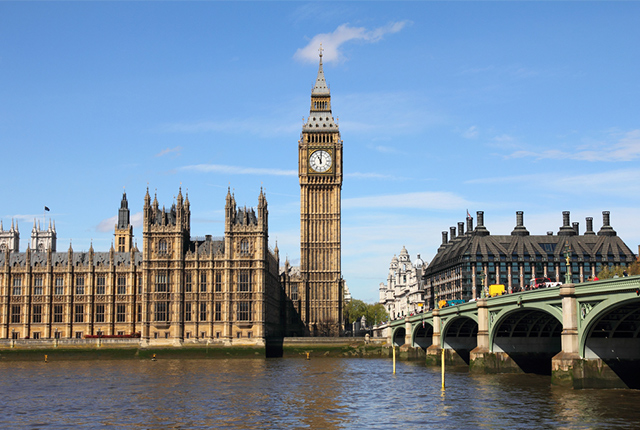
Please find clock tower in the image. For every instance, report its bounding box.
[299,45,343,336]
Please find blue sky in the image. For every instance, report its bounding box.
[1,2,639,303]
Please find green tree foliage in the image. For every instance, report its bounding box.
[343,299,367,326]
[343,300,389,327]
[364,303,389,326]
[597,261,640,279]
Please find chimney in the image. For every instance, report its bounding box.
[597,211,617,236]
[572,222,579,235]
[466,216,473,235]
[450,226,457,241]
[457,222,465,237]
[474,211,490,236]
[585,217,595,235]
[442,231,448,245]
[558,211,576,236]
[511,211,530,236]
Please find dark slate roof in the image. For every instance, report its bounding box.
[424,232,636,276]
[188,238,224,256]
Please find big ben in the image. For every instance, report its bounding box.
[299,45,343,336]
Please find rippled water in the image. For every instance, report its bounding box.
[2,358,640,429]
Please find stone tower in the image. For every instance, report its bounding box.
[298,45,343,336]
[114,191,133,252]
[0,219,20,253]
[31,219,56,252]
[141,187,191,342]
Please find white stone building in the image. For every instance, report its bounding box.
[379,246,426,320]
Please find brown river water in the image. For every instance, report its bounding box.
[1,358,640,429]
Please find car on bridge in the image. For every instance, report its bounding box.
[530,277,562,289]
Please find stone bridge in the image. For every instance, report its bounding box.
[387,276,640,389]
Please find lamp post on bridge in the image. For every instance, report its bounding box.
[563,241,572,284]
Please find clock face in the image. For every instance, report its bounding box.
[309,150,332,173]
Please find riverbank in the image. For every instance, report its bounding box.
[0,337,389,361]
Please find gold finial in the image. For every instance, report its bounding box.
[319,43,324,58]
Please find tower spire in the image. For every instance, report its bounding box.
[312,43,330,96]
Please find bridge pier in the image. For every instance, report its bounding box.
[468,298,504,373]
[425,310,441,366]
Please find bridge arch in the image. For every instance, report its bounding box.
[579,295,640,388]
[490,306,562,374]
[580,295,640,358]
[441,315,478,364]
[411,320,433,350]
[391,326,406,347]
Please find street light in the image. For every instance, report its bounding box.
[563,241,572,284]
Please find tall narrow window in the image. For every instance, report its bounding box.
[11,305,21,323]
[12,277,22,296]
[32,305,42,323]
[117,275,126,295]
[33,275,43,295]
[200,272,207,292]
[239,270,251,292]
[55,276,64,295]
[95,305,105,323]
[75,305,84,323]
[240,239,249,255]
[53,305,63,323]
[200,303,207,321]
[96,275,106,295]
[214,302,222,321]
[185,303,192,322]
[237,302,251,321]
[155,302,168,321]
[75,276,85,295]
[185,273,192,293]
[117,304,126,322]
[158,240,167,253]
[155,272,168,292]
[215,272,222,292]
[137,304,142,323]
[291,285,298,301]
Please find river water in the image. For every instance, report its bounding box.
[2,357,640,429]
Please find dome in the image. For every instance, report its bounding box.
[413,254,425,268]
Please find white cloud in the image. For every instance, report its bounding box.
[294,21,410,64]
[155,146,182,157]
[506,129,640,162]
[462,126,478,139]
[343,191,471,210]
[180,164,297,176]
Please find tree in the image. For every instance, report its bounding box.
[364,303,389,326]
[343,299,367,326]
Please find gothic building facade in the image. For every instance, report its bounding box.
[422,210,637,309]
[379,247,426,320]
[0,188,282,345]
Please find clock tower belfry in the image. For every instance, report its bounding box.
[299,45,343,336]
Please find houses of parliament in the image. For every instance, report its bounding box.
[0,50,344,344]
